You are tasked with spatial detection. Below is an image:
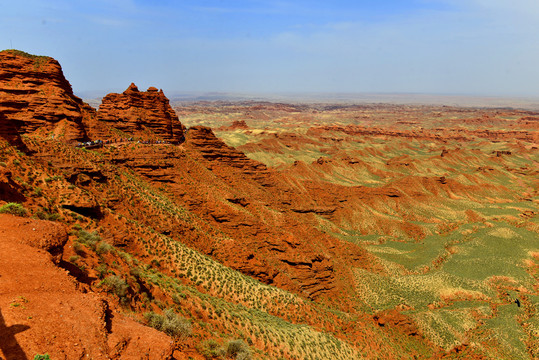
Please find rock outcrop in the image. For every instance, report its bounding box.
[0,50,91,142]
[96,83,185,143]
[0,166,25,203]
[9,216,68,263]
[217,120,249,131]
[185,126,270,178]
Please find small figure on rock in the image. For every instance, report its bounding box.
[515,298,521,307]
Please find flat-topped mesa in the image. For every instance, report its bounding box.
[0,50,91,142]
[97,83,186,143]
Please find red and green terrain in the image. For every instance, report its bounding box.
[1,50,537,359]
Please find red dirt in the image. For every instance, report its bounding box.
[0,214,173,360]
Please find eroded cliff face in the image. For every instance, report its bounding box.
[0,50,91,142]
[96,83,185,143]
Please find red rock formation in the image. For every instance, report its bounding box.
[96,83,185,143]
[0,112,28,150]
[373,309,421,338]
[217,120,249,131]
[0,50,91,142]
[0,166,25,203]
[185,126,271,183]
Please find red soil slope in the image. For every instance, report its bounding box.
[0,214,173,360]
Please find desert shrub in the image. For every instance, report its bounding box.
[33,187,42,197]
[35,210,47,220]
[162,308,191,338]
[145,311,164,329]
[76,230,101,248]
[36,210,60,221]
[226,339,251,359]
[33,355,51,360]
[49,213,61,221]
[96,241,113,255]
[236,352,252,360]
[118,251,132,263]
[96,263,108,279]
[200,339,224,359]
[144,308,191,339]
[101,275,129,300]
[0,202,28,217]
[73,242,84,254]
[129,267,142,279]
[151,258,161,268]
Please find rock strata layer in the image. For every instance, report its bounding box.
[0,50,91,142]
[97,83,185,143]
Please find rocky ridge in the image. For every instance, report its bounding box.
[96,83,185,143]
[0,50,91,142]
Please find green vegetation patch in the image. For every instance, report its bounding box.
[0,202,28,217]
[475,304,529,359]
[355,219,537,353]
[144,308,191,339]
[4,49,50,69]
[442,223,537,284]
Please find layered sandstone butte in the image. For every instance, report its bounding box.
[0,50,91,142]
[97,83,185,143]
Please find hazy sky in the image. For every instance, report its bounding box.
[2,0,539,97]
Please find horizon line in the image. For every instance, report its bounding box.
[79,90,539,111]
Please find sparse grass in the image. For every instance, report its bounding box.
[100,275,129,300]
[0,202,28,217]
[76,230,101,248]
[4,49,50,69]
[144,308,191,339]
[135,250,366,359]
[32,355,51,360]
